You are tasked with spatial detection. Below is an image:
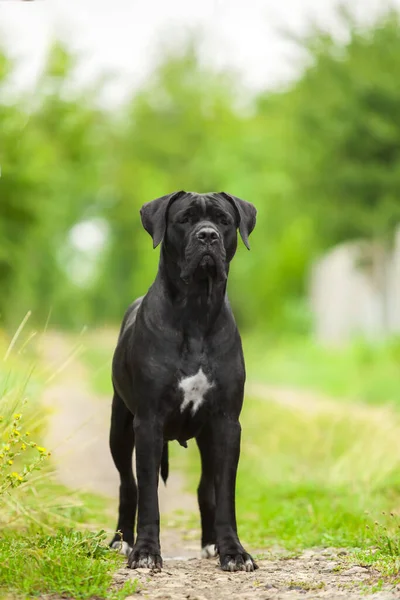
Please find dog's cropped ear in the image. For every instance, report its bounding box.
[220,192,257,250]
[140,191,186,248]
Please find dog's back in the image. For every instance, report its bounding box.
[117,296,144,341]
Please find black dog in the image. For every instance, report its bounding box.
[109,191,257,572]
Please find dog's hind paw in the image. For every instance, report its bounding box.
[221,552,258,572]
[111,540,133,557]
[201,544,218,559]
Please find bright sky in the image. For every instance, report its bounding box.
[0,0,395,105]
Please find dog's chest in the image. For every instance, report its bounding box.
[178,368,214,415]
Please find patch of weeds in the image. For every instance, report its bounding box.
[288,580,325,591]
[369,579,387,593]
[358,578,399,597]
[109,579,139,599]
[252,552,270,561]
[332,564,344,572]
[278,550,302,560]
[0,322,52,511]
[0,409,51,496]
[370,513,400,557]
[0,528,125,599]
[355,512,400,577]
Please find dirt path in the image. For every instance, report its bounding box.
[114,550,399,600]
[40,333,398,599]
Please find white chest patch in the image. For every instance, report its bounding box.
[179,368,213,415]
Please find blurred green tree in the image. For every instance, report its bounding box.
[292,9,400,247]
[1,43,107,327]
[2,8,400,334]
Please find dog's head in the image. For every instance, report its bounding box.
[140,191,256,284]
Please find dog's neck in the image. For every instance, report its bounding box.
[157,247,228,335]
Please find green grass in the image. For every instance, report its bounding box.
[1,475,114,531]
[239,396,400,551]
[244,333,400,405]
[353,515,400,582]
[174,395,400,574]
[0,528,137,599]
[1,469,131,599]
[0,326,135,600]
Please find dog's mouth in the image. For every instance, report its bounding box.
[180,244,227,285]
[199,253,216,268]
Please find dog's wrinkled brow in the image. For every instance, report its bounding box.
[199,196,206,215]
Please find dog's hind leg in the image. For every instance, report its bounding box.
[109,392,137,556]
[196,426,217,559]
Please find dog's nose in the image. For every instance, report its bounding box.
[196,227,220,244]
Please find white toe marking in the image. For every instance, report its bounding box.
[138,556,149,568]
[111,540,132,557]
[202,544,217,559]
[179,368,213,415]
[245,559,254,572]
[227,560,236,572]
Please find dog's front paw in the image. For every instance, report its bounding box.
[127,545,163,571]
[220,551,258,572]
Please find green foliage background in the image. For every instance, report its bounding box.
[2,8,400,332]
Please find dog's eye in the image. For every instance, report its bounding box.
[178,215,190,224]
[216,213,229,226]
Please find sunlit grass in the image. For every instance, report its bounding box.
[244,333,400,405]
[0,314,49,515]
[0,323,128,599]
[174,393,400,577]
[237,396,400,548]
[0,529,137,600]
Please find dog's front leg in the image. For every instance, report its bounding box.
[213,418,258,572]
[127,417,163,570]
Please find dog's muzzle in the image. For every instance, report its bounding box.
[196,227,220,269]
[180,224,226,284]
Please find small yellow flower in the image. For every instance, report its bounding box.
[26,432,31,436]
[13,414,22,421]
[11,472,19,478]
[21,443,26,451]
[3,445,10,452]
[37,446,47,453]
[12,430,20,436]
[8,460,13,465]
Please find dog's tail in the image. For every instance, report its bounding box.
[160,442,169,485]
